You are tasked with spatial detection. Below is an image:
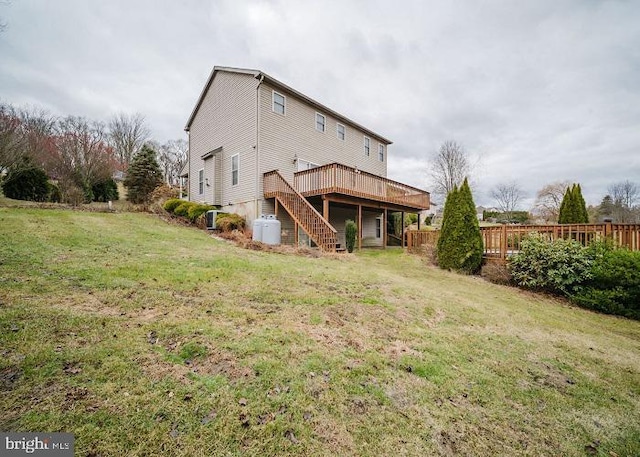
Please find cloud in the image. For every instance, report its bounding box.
[0,0,638,208]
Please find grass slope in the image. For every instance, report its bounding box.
[1,207,639,456]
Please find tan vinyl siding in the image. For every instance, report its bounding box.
[258,82,388,184]
[362,211,384,247]
[188,71,257,211]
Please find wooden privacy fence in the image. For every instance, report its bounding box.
[406,223,640,260]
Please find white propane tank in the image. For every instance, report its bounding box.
[252,214,266,242]
[261,214,281,245]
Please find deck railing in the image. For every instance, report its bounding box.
[407,223,640,259]
[263,170,338,251]
[294,163,430,210]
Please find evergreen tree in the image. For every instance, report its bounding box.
[437,178,483,273]
[123,144,162,204]
[558,187,570,223]
[575,184,589,223]
[559,184,589,223]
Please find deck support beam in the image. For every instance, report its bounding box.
[358,204,362,250]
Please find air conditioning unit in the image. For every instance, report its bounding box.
[206,210,227,230]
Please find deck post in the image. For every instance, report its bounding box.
[323,197,329,221]
[401,211,405,248]
[358,204,362,250]
[275,198,279,218]
[383,209,387,249]
[294,222,299,246]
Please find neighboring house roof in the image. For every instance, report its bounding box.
[179,161,189,178]
[184,66,393,145]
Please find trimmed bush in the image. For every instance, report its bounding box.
[163,198,184,213]
[216,213,246,232]
[345,219,357,253]
[573,248,640,319]
[174,201,195,218]
[187,203,214,222]
[509,233,593,295]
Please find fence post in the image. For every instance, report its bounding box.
[500,225,507,260]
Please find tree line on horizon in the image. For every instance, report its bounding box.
[427,140,640,224]
[0,102,187,204]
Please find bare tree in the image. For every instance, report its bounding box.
[157,139,188,185]
[108,113,149,171]
[428,140,471,200]
[491,182,525,221]
[608,180,639,223]
[532,181,571,223]
[0,103,56,173]
[52,116,115,202]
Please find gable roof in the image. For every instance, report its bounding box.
[184,66,392,145]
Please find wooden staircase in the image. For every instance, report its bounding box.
[263,170,338,251]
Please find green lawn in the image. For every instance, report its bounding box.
[1,207,639,456]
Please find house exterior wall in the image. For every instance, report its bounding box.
[187,68,398,245]
[257,82,388,187]
[188,71,258,210]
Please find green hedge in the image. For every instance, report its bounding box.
[163,198,183,213]
[573,248,640,319]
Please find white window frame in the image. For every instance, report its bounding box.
[315,112,326,133]
[198,168,204,195]
[378,143,385,162]
[375,217,382,238]
[272,91,285,115]
[231,154,239,186]
[364,136,370,156]
[337,123,345,141]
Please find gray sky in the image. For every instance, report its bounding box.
[1,0,639,207]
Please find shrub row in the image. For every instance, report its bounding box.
[509,234,639,319]
[163,198,214,223]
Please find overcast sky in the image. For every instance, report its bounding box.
[1,0,639,207]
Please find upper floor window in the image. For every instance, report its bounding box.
[315,113,326,133]
[378,144,385,161]
[337,123,345,141]
[273,91,285,115]
[198,169,204,195]
[231,154,239,186]
[364,137,370,156]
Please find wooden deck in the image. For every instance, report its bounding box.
[407,223,640,261]
[294,163,430,211]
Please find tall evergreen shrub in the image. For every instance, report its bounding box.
[123,144,163,204]
[436,178,483,273]
[558,184,588,223]
[345,219,357,253]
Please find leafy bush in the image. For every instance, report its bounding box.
[437,179,483,273]
[2,159,50,202]
[509,233,593,295]
[174,201,195,218]
[187,203,214,222]
[163,198,183,213]
[573,248,640,319]
[345,219,357,253]
[216,213,246,232]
